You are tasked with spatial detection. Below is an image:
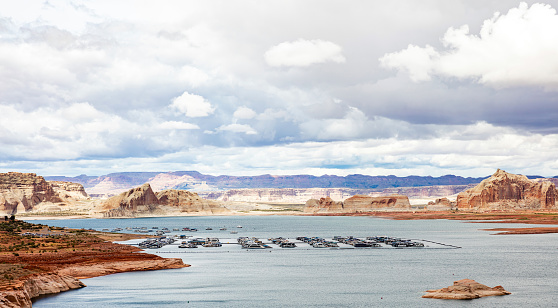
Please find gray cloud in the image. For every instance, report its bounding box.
[1,1,557,177]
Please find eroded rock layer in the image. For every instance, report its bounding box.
[457,169,558,210]
[0,273,85,308]
[304,195,411,213]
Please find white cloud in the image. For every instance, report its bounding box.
[379,44,438,82]
[380,2,558,90]
[159,121,200,130]
[170,92,215,117]
[233,106,257,119]
[216,123,258,135]
[265,39,346,67]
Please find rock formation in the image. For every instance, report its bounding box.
[423,279,511,299]
[304,194,411,213]
[102,183,229,217]
[343,195,410,211]
[427,197,455,210]
[457,169,558,210]
[0,173,89,215]
[49,181,89,201]
[0,273,85,308]
[304,197,344,213]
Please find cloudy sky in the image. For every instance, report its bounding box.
[1,1,558,177]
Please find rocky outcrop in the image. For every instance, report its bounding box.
[303,197,344,213]
[304,195,411,213]
[457,169,558,210]
[427,198,455,210]
[0,173,61,214]
[102,184,229,217]
[0,258,186,307]
[343,195,411,211]
[57,258,186,279]
[0,273,85,308]
[0,173,90,215]
[102,183,159,212]
[48,181,89,201]
[423,279,511,299]
[156,189,228,214]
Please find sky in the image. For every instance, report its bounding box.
[1,1,558,177]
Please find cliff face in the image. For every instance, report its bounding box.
[304,195,411,213]
[156,189,229,214]
[303,197,344,213]
[0,273,85,308]
[0,173,90,215]
[457,169,558,210]
[198,185,470,204]
[102,184,228,217]
[344,195,411,211]
[48,181,89,201]
[0,173,60,214]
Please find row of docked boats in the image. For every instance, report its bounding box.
[333,236,424,248]
[178,237,223,248]
[268,237,297,248]
[296,237,339,248]
[237,237,271,249]
[138,236,176,249]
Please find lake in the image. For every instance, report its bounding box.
[28,216,558,307]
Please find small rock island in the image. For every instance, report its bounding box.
[423,279,511,299]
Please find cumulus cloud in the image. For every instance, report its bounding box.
[265,39,346,67]
[233,106,257,119]
[380,2,558,90]
[170,92,215,117]
[216,123,258,135]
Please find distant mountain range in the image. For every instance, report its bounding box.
[45,171,493,196]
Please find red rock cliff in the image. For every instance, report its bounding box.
[457,169,558,210]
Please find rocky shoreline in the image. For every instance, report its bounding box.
[0,221,188,308]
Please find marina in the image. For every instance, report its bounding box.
[130,234,451,251]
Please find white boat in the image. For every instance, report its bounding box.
[312,242,327,248]
[236,225,243,228]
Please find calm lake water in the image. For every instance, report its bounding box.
[27,216,558,307]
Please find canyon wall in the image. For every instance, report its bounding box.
[457,169,558,210]
[198,185,470,204]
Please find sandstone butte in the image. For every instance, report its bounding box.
[423,279,511,300]
[303,195,410,214]
[101,183,229,217]
[0,220,187,308]
[457,169,558,210]
[0,173,88,216]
